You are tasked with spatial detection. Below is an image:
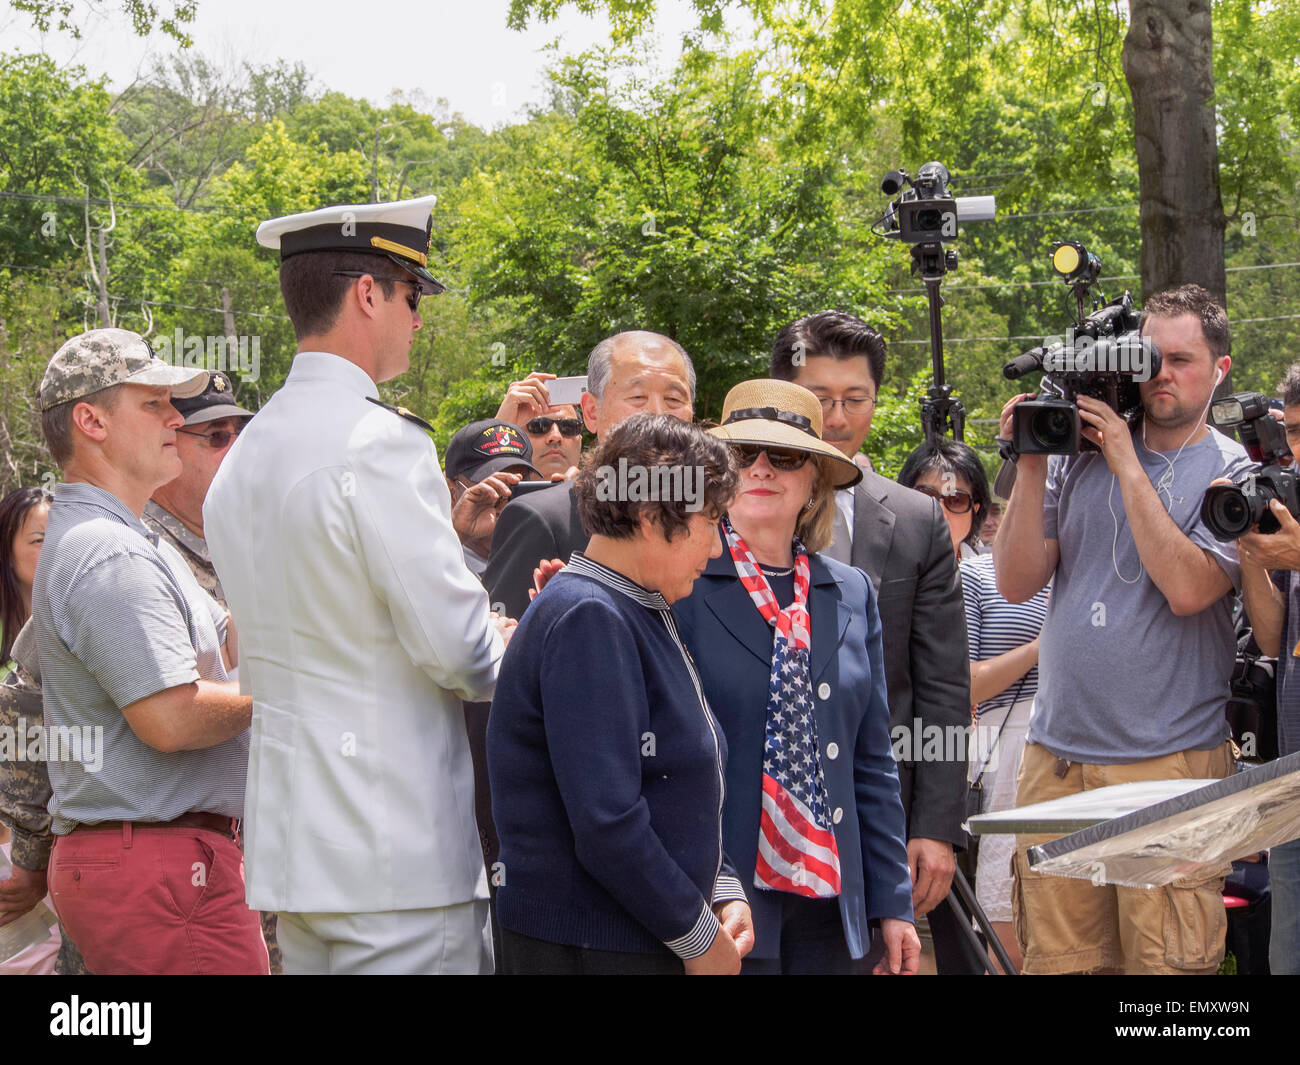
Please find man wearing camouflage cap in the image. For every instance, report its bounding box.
[29,328,267,975]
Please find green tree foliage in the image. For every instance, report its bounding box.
[448,47,894,420]
[2,0,1300,491]
[11,0,198,45]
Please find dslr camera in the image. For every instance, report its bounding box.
[1200,392,1300,541]
[1003,244,1159,455]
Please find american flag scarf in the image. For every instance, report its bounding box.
[721,517,842,898]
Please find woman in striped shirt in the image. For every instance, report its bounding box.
[900,440,1047,972]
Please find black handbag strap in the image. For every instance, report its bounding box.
[971,672,1030,789]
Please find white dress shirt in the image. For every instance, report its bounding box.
[205,351,503,913]
[835,486,855,547]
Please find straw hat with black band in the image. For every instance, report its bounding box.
[709,379,864,490]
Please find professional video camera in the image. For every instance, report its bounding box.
[1200,392,1300,541]
[1002,242,1159,455]
[878,162,996,245]
[875,162,995,441]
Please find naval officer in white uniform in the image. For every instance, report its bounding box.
[204,196,512,974]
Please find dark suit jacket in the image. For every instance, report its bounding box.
[484,481,588,620]
[847,470,970,846]
[672,549,913,961]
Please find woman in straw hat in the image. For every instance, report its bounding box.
[672,379,920,974]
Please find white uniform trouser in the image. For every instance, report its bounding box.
[971,693,1036,924]
[277,901,493,975]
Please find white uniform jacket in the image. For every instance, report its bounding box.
[204,351,503,913]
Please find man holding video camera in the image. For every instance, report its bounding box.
[995,284,1251,974]
[1234,364,1300,975]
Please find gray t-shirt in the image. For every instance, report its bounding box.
[32,482,248,833]
[1030,426,1253,763]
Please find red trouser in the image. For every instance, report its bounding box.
[48,823,269,975]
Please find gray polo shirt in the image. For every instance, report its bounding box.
[1029,427,1253,763]
[31,483,248,833]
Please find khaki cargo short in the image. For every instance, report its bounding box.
[1011,740,1235,975]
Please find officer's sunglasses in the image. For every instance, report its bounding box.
[331,270,422,312]
[914,484,974,514]
[176,425,244,450]
[525,417,584,437]
[731,444,811,471]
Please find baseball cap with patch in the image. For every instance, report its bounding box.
[171,372,254,425]
[39,328,209,411]
[256,194,446,295]
[445,419,542,483]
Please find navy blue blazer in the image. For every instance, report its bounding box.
[672,546,914,961]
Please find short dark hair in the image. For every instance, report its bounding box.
[0,485,53,663]
[1280,365,1300,408]
[897,438,991,549]
[1140,284,1230,362]
[280,251,399,339]
[40,383,124,467]
[575,413,738,542]
[770,310,887,390]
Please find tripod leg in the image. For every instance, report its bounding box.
[948,866,1019,975]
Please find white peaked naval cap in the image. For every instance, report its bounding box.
[256,195,446,294]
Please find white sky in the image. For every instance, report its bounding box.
[0,0,731,127]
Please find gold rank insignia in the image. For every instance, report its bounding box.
[366,396,435,436]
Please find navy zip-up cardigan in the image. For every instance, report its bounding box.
[487,554,747,959]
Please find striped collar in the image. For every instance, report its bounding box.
[566,552,670,612]
[53,482,158,546]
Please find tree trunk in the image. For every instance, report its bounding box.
[1123,0,1227,306]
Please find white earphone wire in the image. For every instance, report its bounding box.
[1106,373,1223,584]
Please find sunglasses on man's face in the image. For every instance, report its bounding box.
[176,425,243,450]
[731,444,811,472]
[526,417,584,438]
[914,483,974,514]
[331,270,422,312]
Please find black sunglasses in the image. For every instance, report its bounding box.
[331,270,422,312]
[914,483,974,514]
[176,425,243,449]
[731,444,811,471]
[526,417,584,437]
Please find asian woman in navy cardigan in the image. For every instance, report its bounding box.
[672,380,919,974]
[487,414,754,974]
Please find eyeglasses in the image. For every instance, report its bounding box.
[176,425,243,449]
[331,270,422,312]
[817,395,876,416]
[731,445,811,471]
[914,484,974,514]
[525,417,584,438]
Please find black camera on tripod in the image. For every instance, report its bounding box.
[1002,244,1158,456]
[1200,393,1300,541]
[875,162,996,442]
[879,162,996,245]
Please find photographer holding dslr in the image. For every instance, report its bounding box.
[994,284,1251,975]
[1232,366,1300,975]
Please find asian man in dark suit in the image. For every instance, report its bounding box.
[771,310,981,973]
[484,331,697,619]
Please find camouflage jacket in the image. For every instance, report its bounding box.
[0,623,52,870]
[143,501,227,608]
